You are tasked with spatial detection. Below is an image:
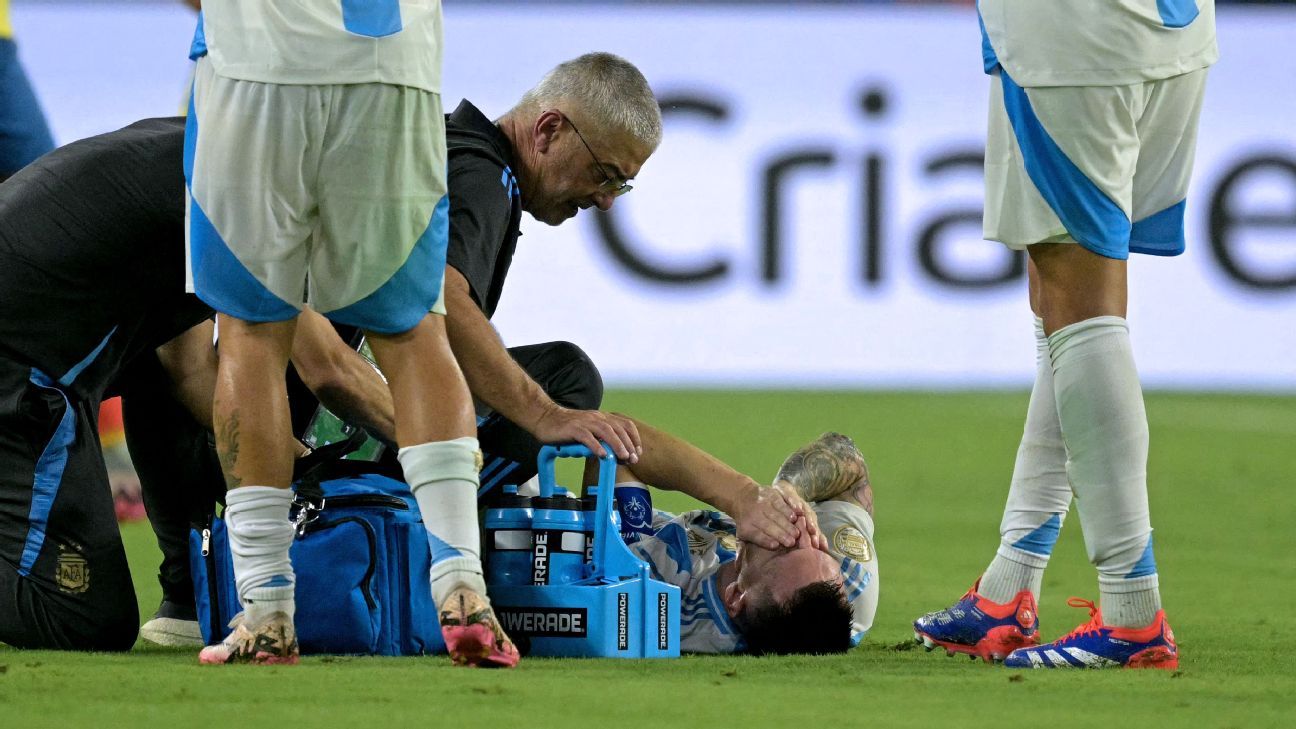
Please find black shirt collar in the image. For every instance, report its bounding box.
[448,99,515,167]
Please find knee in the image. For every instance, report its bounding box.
[546,341,604,411]
[66,597,141,652]
[2,593,140,652]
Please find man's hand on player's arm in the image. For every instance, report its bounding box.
[289,307,397,446]
[443,266,640,462]
[532,404,641,464]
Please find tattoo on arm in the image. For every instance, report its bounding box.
[774,432,869,504]
[216,413,243,490]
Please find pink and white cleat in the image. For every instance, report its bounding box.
[439,587,520,668]
[198,611,299,665]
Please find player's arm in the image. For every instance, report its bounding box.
[585,416,817,550]
[155,320,309,456]
[442,264,639,461]
[155,319,219,429]
[773,432,872,516]
[288,307,396,446]
[155,313,397,451]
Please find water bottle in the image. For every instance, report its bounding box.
[614,483,654,544]
[580,486,620,565]
[530,488,586,585]
[484,485,533,586]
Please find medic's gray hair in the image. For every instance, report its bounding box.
[515,52,662,150]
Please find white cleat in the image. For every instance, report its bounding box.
[139,616,203,648]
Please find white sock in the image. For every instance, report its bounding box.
[1049,316,1161,628]
[225,486,296,624]
[981,545,1049,604]
[981,317,1071,605]
[399,437,487,607]
[1100,574,1162,628]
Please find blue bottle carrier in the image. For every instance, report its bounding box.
[489,444,681,658]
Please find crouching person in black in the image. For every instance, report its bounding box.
[0,119,212,650]
[0,119,393,651]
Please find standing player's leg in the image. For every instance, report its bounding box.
[196,315,302,665]
[314,81,517,668]
[979,266,1072,609]
[913,300,1066,659]
[914,72,1081,662]
[184,56,320,666]
[364,318,522,667]
[1002,242,1175,669]
[991,72,1206,669]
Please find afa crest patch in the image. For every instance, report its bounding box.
[56,545,89,594]
[832,526,872,562]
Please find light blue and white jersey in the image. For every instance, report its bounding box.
[630,509,745,654]
[816,500,879,644]
[978,0,1217,87]
[193,0,442,92]
[631,501,878,654]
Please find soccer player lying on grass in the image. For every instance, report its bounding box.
[581,424,878,655]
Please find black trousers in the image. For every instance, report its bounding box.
[0,357,138,650]
[474,341,604,494]
[134,340,603,609]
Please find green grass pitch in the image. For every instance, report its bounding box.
[2,391,1293,728]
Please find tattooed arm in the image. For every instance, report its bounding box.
[773,432,873,516]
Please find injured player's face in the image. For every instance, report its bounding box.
[721,516,844,617]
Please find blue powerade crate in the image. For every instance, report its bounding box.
[489,444,681,658]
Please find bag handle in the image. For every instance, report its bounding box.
[537,443,650,584]
[293,428,371,501]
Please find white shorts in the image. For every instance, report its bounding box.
[983,67,1208,260]
[184,57,448,334]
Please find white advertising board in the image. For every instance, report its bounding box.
[12,4,1296,388]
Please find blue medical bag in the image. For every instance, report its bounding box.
[189,467,444,656]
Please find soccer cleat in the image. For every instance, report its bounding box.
[139,600,203,648]
[913,578,1039,662]
[439,586,520,668]
[1004,597,1178,670]
[198,611,299,665]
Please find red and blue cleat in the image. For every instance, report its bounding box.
[1003,597,1178,670]
[913,579,1039,662]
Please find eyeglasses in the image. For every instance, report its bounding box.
[558,111,633,197]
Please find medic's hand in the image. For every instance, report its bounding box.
[533,406,642,464]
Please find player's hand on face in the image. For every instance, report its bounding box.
[772,482,824,551]
[534,406,642,463]
[734,484,809,550]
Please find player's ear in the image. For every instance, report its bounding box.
[533,110,564,154]
[722,580,745,619]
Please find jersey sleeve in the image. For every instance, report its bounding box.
[445,154,514,310]
[813,500,879,645]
